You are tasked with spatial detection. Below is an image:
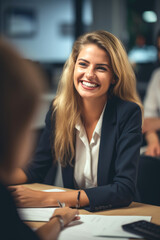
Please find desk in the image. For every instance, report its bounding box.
[24,183,160,239]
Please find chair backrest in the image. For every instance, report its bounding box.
[136,155,160,206]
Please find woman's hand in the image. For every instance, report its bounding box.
[145,142,160,157]
[36,207,80,240]
[8,185,58,207]
[52,207,80,226]
[145,131,160,157]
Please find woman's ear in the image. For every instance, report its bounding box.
[112,74,118,85]
[111,78,116,85]
[111,77,116,85]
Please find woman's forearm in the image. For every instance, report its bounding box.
[153,118,160,131]
[9,168,28,185]
[145,130,159,145]
[45,190,89,208]
[9,185,90,208]
[143,118,160,133]
[36,217,61,240]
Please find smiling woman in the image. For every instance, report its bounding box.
[11,30,143,212]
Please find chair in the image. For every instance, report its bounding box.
[135,155,160,206]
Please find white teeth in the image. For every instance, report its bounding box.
[82,81,97,88]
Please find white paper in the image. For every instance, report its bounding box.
[17,207,57,221]
[58,217,129,240]
[59,224,128,240]
[42,188,65,192]
[66,215,151,239]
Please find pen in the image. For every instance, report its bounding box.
[57,200,65,208]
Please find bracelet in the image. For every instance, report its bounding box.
[49,215,64,230]
[76,190,81,208]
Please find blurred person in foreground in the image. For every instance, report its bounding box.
[142,30,160,157]
[10,30,142,212]
[0,38,79,240]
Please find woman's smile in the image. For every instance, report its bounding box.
[80,80,100,90]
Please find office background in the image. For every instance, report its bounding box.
[0,0,159,145]
[0,0,160,191]
[0,0,160,102]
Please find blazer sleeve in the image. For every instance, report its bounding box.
[84,102,142,212]
[24,107,56,183]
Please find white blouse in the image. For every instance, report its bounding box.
[143,67,160,118]
[74,105,106,189]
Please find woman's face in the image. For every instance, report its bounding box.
[74,44,115,102]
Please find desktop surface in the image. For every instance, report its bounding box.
[23,183,160,239]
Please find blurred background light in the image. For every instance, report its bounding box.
[142,11,157,23]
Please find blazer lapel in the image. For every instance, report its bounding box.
[97,96,117,186]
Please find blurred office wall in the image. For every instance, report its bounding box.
[1,0,159,61]
[1,0,160,106]
[0,0,74,62]
[154,0,160,38]
[90,0,128,44]
[0,0,129,62]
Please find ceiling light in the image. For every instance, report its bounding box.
[142,11,157,23]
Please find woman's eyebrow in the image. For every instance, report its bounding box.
[96,63,111,68]
[78,58,89,63]
[77,58,112,69]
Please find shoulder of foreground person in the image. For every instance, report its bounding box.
[0,182,40,240]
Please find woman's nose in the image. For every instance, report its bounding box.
[85,68,96,80]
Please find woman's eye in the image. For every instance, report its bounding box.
[97,66,107,71]
[79,62,87,67]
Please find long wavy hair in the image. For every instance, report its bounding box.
[53,30,143,166]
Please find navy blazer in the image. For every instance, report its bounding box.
[25,96,142,212]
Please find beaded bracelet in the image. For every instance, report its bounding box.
[49,214,64,230]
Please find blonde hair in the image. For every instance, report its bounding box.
[53,30,143,166]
